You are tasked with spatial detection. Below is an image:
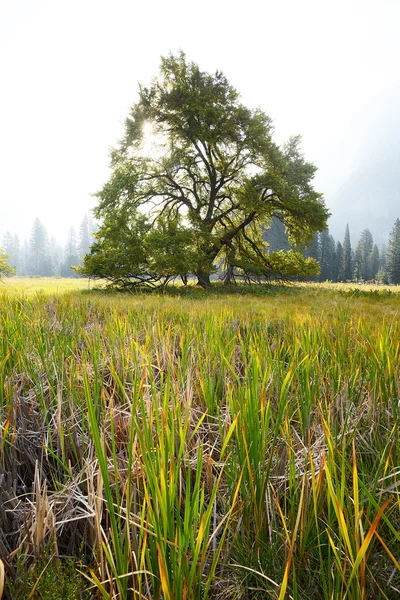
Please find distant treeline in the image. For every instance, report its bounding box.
[2,214,98,277]
[263,216,400,284]
[3,214,400,284]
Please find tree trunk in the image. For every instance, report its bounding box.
[196,270,212,288]
[224,247,236,285]
[224,264,235,285]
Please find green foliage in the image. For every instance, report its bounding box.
[263,249,320,278]
[79,210,198,286]
[0,248,16,277]
[82,52,329,287]
[376,267,389,284]
[8,554,90,600]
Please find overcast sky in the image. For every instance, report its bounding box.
[1,0,399,243]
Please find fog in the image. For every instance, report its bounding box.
[328,83,400,242]
[1,0,400,246]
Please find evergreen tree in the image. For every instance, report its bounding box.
[88,215,99,236]
[20,240,30,276]
[304,233,320,281]
[78,215,91,259]
[61,227,80,277]
[29,219,52,276]
[335,241,344,281]
[319,231,336,281]
[356,229,374,280]
[2,232,13,255]
[342,224,352,281]
[379,244,387,270]
[353,245,362,280]
[2,232,18,273]
[370,244,380,279]
[12,235,21,273]
[262,217,291,253]
[49,236,63,277]
[304,233,320,260]
[387,218,400,284]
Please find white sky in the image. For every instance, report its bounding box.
[1,0,399,243]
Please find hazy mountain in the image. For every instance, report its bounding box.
[328,152,400,244]
[328,85,400,244]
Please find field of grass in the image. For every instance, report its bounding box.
[0,276,104,295]
[0,281,399,599]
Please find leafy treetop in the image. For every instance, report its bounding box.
[81,52,329,287]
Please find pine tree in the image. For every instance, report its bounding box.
[370,244,380,280]
[342,224,352,281]
[263,217,291,253]
[2,232,18,273]
[304,233,320,281]
[49,236,63,277]
[29,219,52,276]
[2,232,13,255]
[78,215,91,259]
[305,233,320,260]
[356,229,373,280]
[387,218,400,284]
[379,244,387,270]
[12,235,21,273]
[353,245,361,280]
[319,231,336,281]
[335,241,344,281]
[20,240,30,276]
[61,227,80,277]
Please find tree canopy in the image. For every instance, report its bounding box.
[80,53,329,287]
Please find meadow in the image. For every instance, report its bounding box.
[0,280,399,599]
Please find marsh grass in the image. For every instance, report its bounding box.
[0,277,98,295]
[0,283,399,598]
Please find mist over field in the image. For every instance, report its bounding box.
[328,84,400,243]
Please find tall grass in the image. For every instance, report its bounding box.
[0,285,398,599]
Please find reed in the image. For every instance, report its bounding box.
[0,284,398,599]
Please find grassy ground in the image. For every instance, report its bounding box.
[0,281,399,599]
[0,276,103,295]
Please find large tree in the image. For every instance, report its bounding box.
[81,53,329,287]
